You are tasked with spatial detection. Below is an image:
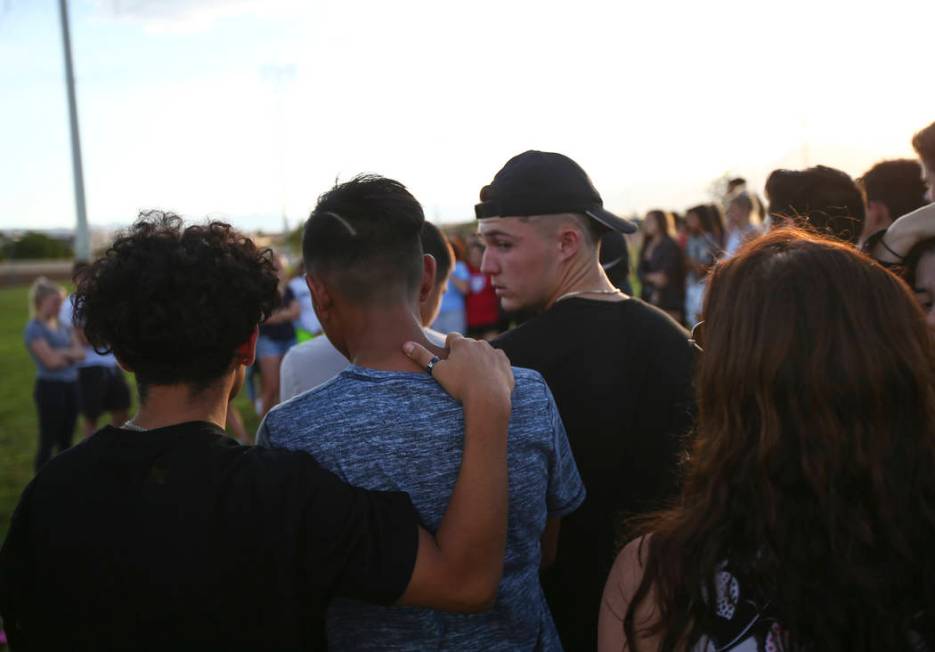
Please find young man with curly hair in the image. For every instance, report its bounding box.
[0,212,515,650]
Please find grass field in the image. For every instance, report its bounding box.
[0,285,261,542]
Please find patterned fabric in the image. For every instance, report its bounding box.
[258,365,585,651]
[693,563,785,652]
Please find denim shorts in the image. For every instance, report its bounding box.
[256,335,295,360]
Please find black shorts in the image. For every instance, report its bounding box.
[77,366,131,421]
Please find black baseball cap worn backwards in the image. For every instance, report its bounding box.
[475,150,637,234]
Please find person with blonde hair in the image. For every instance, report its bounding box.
[24,277,84,470]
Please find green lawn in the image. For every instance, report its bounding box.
[0,285,261,542]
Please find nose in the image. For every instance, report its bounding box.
[480,248,497,275]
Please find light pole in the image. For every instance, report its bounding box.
[57,0,90,262]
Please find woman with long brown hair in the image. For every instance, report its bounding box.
[599,227,935,651]
[638,210,686,323]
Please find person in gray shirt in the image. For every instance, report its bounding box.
[259,175,585,651]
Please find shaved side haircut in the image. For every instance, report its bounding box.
[302,175,425,304]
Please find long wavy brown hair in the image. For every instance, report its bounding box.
[625,227,935,650]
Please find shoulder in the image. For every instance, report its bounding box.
[271,374,341,414]
[281,337,347,378]
[599,535,660,651]
[622,299,688,337]
[510,366,551,399]
[262,378,343,442]
[492,311,556,356]
[24,319,44,341]
[282,337,329,366]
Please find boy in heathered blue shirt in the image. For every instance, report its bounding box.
[258,175,584,651]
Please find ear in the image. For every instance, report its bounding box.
[419,254,437,303]
[235,326,259,367]
[556,224,583,262]
[306,273,333,321]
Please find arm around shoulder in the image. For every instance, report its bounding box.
[395,335,514,612]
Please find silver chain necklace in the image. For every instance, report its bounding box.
[122,420,148,432]
[554,288,623,303]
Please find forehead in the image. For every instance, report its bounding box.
[477,217,536,237]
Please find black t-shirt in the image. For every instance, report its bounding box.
[0,422,418,651]
[493,297,695,650]
[637,236,686,312]
[259,286,297,342]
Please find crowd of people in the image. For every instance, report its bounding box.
[635,158,931,328]
[2,117,935,651]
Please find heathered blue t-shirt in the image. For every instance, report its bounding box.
[257,364,585,651]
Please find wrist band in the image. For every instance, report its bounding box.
[879,235,905,262]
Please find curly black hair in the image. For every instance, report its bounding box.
[74,211,280,392]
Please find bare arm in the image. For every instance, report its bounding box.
[29,336,82,370]
[540,517,560,570]
[870,203,935,263]
[598,536,662,652]
[264,298,301,325]
[396,334,513,612]
[643,271,668,288]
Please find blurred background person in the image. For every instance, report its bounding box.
[726,176,747,195]
[59,263,131,438]
[600,228,935,651]
[766,165,866,244]
[683,204,723,326]
[858,159,929,244]
[866,119,935,268]
[637,210,685,323]
[912,120,935,202]
[256,253,299,416]
[723,191,762,256]
[431,234,470,335]
[465,237,501,339]
[288,260,321,342]
[601,230,634,295]
[24,278,83,471]
[904,238,935,332]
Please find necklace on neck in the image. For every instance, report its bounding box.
[554,288,623,303]
[122,420,148,432]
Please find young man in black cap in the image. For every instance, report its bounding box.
[476,150,695,650]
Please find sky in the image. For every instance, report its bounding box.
[1,0,934,232]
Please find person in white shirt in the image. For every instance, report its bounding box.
[287,261,322,341]
[279,221,453,400]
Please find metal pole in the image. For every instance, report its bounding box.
[57,0,90,262]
